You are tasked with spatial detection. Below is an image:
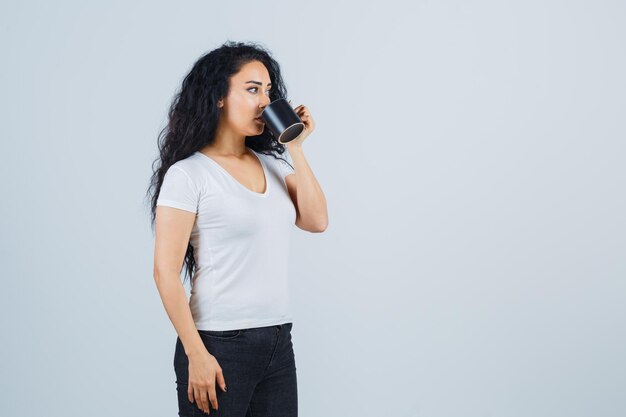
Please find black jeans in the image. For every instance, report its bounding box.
[174,322,297,416]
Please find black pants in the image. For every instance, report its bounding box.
[174,322,297,416]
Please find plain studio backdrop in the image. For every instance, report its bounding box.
[1,1,624,416]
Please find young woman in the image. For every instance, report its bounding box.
[146,41,328,416]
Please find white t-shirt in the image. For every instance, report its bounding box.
[156,148,296,330]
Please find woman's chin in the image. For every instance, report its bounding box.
[247,128,264,137]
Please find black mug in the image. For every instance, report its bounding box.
[260,98,305,144]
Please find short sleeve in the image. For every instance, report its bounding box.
[156,165,199,214]
[276,151,295,179]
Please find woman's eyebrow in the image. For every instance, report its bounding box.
[245,80,272,87]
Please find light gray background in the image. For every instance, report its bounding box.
[1,1,624,416]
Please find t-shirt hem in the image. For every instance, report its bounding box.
[195,316,293,331]
[156,200,197,213]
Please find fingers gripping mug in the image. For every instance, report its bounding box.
[260,98,305,144]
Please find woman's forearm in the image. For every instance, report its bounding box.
[288,144,328,230]
[154,274,207,357]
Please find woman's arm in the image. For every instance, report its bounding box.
[153,206,206,356]
[284,102,328,233]
[285,143,328,233]
[153,206,226,413]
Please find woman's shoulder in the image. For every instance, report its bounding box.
[255,149,294,179]
[163,152,212,192]
[169,152,206,175]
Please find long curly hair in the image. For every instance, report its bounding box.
[145,40,294,285]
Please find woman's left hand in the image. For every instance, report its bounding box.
[287,100,315,148]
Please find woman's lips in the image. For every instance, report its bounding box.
[254,117,264,124]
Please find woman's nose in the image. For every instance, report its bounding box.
[260,94,271,108]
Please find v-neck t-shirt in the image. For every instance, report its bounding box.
[156,148,296,330]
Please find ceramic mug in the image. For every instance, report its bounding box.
[260,98,305,144]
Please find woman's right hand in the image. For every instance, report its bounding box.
[187,349,227,414]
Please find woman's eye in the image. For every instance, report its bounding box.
[248,87,271,95]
